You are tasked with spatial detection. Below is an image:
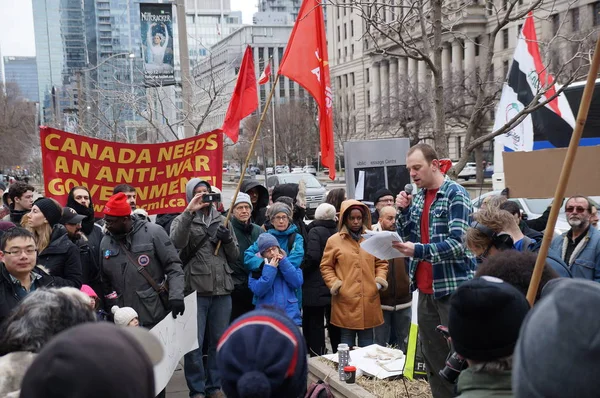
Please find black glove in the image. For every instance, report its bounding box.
[170,299,185,319]
[216,225,233,244]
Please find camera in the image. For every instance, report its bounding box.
[436,325,468,384]
[202,193,221,203]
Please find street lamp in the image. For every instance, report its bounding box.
[77,52,136,134]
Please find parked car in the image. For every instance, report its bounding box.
[266,167,274,175]
[471,190,574,236]
[484,164,494,179]
[457,162,477,181]
[303,165,317,176]
[275,165,289,174]
[266,173,326,219]
[291,167,304,173]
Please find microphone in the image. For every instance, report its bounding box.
[404,184,413,196]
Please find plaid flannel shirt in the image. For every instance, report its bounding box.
[397,177,476,298]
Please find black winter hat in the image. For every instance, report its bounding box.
[271,183,299,204]
[34,198,63,227]
[372,188,393,204]
[449,276,530,361]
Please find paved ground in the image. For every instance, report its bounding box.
[166,364,190,398]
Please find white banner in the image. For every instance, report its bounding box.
[150,293,198,393]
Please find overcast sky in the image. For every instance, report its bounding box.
[0,0,257,57]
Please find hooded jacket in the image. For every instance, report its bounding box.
[170,178,239,297]
[37,225,83,289]
[100,217,185,327]
[303,219,337,307]
[240,179,269,227]
[320,200,389,330]
[66,188,104,265]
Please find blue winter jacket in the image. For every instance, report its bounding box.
[550,226,600,281]
[244,225,305,307]
[249,256,303,325]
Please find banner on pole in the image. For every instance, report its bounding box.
[140,3,176,87]
[40,127,223,216]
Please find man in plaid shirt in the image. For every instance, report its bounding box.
[393,143,476,398]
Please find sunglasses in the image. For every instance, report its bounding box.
[566,206,588,214]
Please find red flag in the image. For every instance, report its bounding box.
[258,62,271,85]
[278,0,335,180]
[221,46,258,143]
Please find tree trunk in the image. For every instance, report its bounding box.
[431,0,448,157]
[475,144,484,184]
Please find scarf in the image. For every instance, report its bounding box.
[66,196,96,236]
[348,228,363,242]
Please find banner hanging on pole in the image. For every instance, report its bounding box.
[40,127,223,216]
[140,3,176,87]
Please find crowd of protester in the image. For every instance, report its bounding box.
[0,142,598,398]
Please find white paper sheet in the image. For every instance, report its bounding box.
[322,344,405,379]
[360,230,406,259]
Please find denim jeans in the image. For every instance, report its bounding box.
[339,328,374,348]
[184,294,232,396]
[374,307,412,351]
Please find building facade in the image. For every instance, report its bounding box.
[3,57,39,102]
[192,24,307,132]
[185,0,243,65]
[326,0,599,160]
[32,0,87,128]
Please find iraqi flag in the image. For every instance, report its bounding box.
[494,12,575,152]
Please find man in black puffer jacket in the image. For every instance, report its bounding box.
[303,203,340,356]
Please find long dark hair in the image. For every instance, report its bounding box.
[326,188,346,213]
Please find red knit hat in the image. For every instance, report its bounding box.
[103,193,132,217]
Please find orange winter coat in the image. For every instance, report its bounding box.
[320,200,389,330]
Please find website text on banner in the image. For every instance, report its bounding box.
[40,127,223,216]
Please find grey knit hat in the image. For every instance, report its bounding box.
[266,202,292,220]
[233,192,253,210]
[513,279,600,398]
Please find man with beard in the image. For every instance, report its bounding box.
[59,206,103,295]
[551,196,600,282]
[100,192,185,329]
[66,186,104,266]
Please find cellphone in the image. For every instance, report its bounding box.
[202,193,221,203]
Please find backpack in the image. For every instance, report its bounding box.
[305,380,333,398]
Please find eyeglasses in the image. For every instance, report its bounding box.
[3,248,37,256]
[566,206,588,214]
[378,198,394,204]
[271,215,288,221]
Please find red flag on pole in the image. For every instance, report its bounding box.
[258,62,271,85]
[278,0,335,180]
[221,46,258,143]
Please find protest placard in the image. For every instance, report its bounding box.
[40,127,223,216]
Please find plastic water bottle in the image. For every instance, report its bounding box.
[337,343,350,381]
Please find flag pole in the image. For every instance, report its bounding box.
[271,57,277,170]
[526,38,600,305]
[215,73,281,255]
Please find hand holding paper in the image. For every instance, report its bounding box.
[360,231,407,260]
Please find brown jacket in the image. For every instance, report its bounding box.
[379,257,412,309]
[320,200,389,330]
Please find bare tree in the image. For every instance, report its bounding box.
[328,0,596,176]
[0,83,38,168]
